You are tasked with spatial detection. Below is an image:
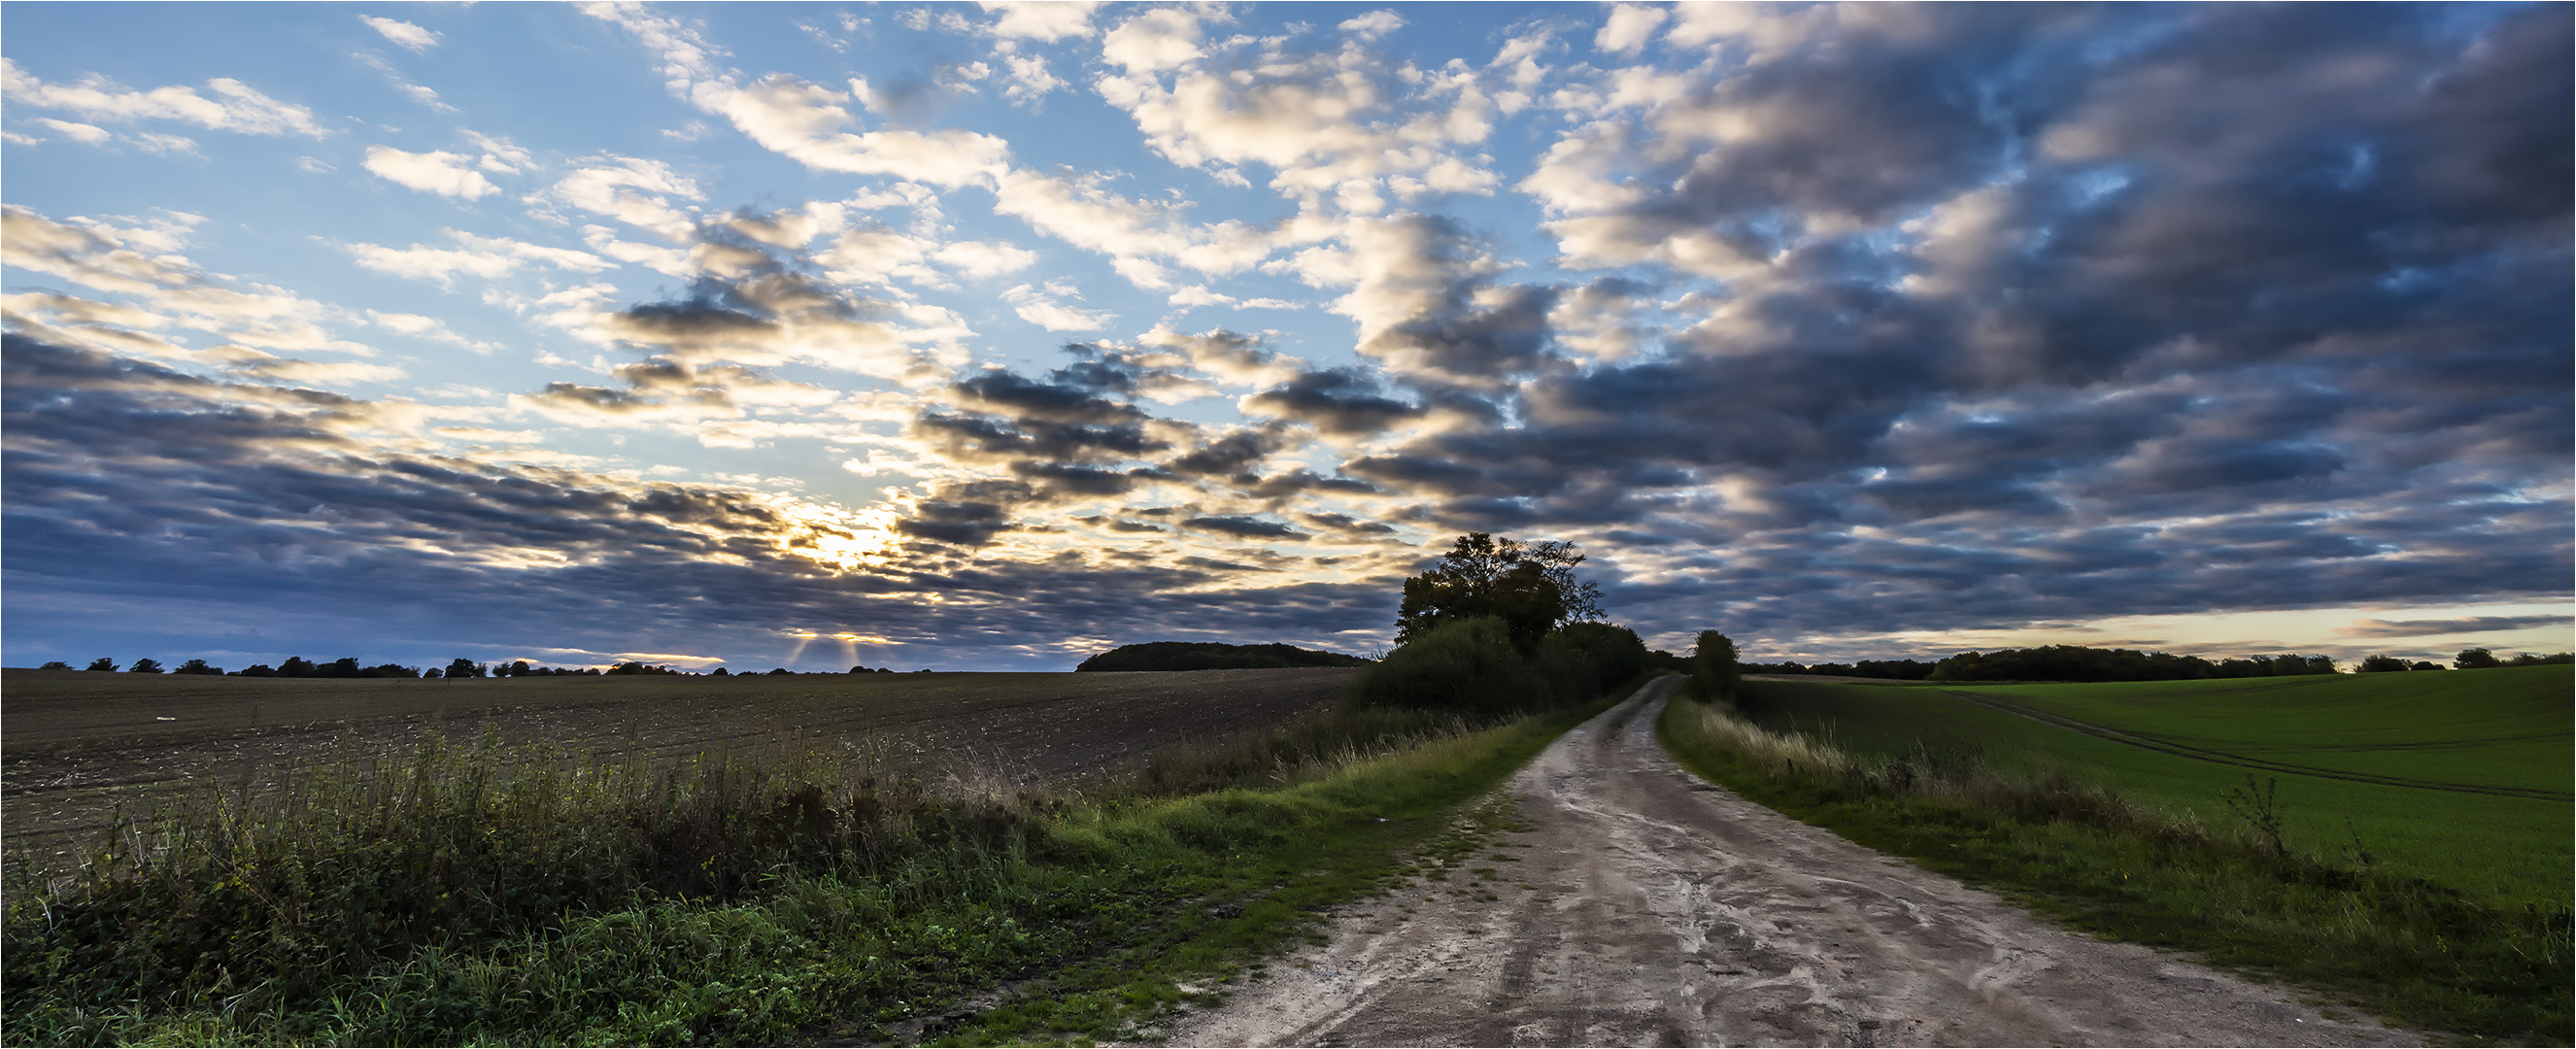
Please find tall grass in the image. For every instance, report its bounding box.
[1659,694,2574,1044]
[4,681,1644,1045]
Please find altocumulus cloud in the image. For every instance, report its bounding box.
[0,3,2566,668]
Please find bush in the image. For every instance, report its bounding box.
[1690,631,1741,700]
[1350,617,1550,716]
[1537,623,1648,702]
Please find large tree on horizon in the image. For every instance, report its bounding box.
[1394,533,1606,652]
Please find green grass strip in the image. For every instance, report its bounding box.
[1656,694,2572,1046]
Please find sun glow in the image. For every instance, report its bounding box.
[764,496,905,570]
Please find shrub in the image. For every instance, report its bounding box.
[1350,617,1550,716]
[1537,622,1649,702]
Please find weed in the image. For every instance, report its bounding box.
[2220,775,2287,856]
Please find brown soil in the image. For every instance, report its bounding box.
[0,667,1354,872]
[1165,677,2420,1047]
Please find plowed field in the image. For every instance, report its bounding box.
[1,667,1358,872]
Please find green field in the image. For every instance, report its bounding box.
[1734,665,2573,906]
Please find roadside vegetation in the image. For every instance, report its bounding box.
[5,532,1650,1046]
[1661,639,2572,1043]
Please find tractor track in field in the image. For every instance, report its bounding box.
[1939,690,2576,801]
[1162,679,2417,1047]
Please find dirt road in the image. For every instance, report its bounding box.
[1166,677,2417,1047]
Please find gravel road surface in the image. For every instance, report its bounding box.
[1167,677,2418,1047]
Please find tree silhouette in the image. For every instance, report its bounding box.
[127,658,164,674]
[85,658,116,672]
[39,660,70,670]
[2454,648,2500,669]
[1395,533,1605,652]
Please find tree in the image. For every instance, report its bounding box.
[39,660,70,670]
[277,656,316,677]
[2454,648,2500,669]
[174,659,222,675]
[85,658,117,672]
[2357,655,2408,672]
[1395,533,1605,652]
[445,658,486,679]
[127,658,164,674]
[1691,631,1741,700]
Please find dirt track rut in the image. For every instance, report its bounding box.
[1165,677,2418,1047]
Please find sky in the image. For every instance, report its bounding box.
[3,2,2569,673]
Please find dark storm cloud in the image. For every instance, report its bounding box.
[2340,615,2576,639]
[0,335,1401,668]
[1240,366,1423,435]
[1303,3,2571,649]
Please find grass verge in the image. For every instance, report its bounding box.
[3,680,1646,1046]
[1656,693,2571,1045]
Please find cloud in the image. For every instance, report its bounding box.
[540,244,971,385]
[533,155,705,239]
[1100,8,1204,72]
[977,1,1102,42]
[1003,280,1112,331]
[0,57,326,137]
[361,16,441,52]
[1094,14,1500,204]
[362,145,500,198]
[2338,616,2576,639]
[932,239,1038,279]
[340,229,610,284]
[3,207,380,364]
[34,118,111,145]
[1339,11,1406,41]
[1593,4,1668,56]
[1185,514,1306,541]
[695,74,1010,186]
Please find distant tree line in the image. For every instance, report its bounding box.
[2356,648,2572,673]
[1735,643,2574,683]
[1075,641,1373,672]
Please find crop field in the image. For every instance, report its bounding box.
[1732,664,2573,906]
[1,667,1357,873]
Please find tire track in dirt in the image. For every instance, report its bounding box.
[1163,678,2420,1047]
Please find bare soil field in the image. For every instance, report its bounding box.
[1167,679,2419,1047]
[1,667,1356,872]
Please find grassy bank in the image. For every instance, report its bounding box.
[1730,667,2572,904]
[3,681,1642,1046]
[1658,692,2572,1044]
